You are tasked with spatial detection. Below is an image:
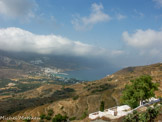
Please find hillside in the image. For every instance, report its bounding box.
[101,63,162,103]
[0,50,112,73]
[0,54,40,79]
[1,63,161,122]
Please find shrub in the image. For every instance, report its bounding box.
[123,110,139,122]
[123,105,162,122]
[48,109,54,116]
[80,109,88,120]
[52,114,68,122]
[40,114,46,120]
[100,101,105,112]
[23,116,32,122]
[73,95,79,100]
[69,117,76,121]
[45,115,51,120]
[121,75,159,108]
[60,106,64,110]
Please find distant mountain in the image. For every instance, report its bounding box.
[0,50,118,80]
[0,51,39,79]
[0,50,80,70]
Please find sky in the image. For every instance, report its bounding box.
[0,0,162,68]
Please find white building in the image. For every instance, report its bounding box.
[7,83,16,87]
[89,97,161,120]
[88,111,100,120]
[142,97,160,105]
[89,105,131,120]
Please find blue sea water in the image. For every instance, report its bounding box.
[64,67,118,81]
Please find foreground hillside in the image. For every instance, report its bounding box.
[1,63,162,121]
[101,63,162,104]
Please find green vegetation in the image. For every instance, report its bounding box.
[0,80,42,96]
[40,109,53,121]
[69,116,76,121]
[121,75,159,108]
[0,75,80,96]
[53,88,75,97]
[40,114,46,120]
[50,76,84,85]
[123,110,139,122]
[16,83,41,93]
[80,109,88,120]
[100,101,105,112]
[123,105,161,122]
[45,115,51,120]
[48,109,54,116]
[73,95,79,100]
[91,83,112,93]
[52,114,68,122]
[23,119,31,122]
[23,116,32,122]
[0,79,14,88]
[0,86,75,116]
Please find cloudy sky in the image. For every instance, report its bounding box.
[0,0,162,67]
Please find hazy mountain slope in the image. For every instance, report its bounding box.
[0,55,39,79]
[0,50,119,80]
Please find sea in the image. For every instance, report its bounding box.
[56,67,118,81]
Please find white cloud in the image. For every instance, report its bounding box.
[150,49,159,55]
[122,29,162,48]
[72,3,111,31]
[153,0,162,8]
[116,13,126,20]
[122,29,162,56]
[111,50,124,55]
[0,27,109,57]
[0,0,37,19]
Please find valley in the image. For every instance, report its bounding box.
[0,59,161,121]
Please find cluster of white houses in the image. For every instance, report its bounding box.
[89,97,161,120]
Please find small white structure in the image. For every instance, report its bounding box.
[89,97,161,120]
[7,83,16,87]
[88,112,100,120]
[105,105,131,117]
[148,97,159,103]
[141,97,160,105]
[116,105,131,116]
[89,105,131,120]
